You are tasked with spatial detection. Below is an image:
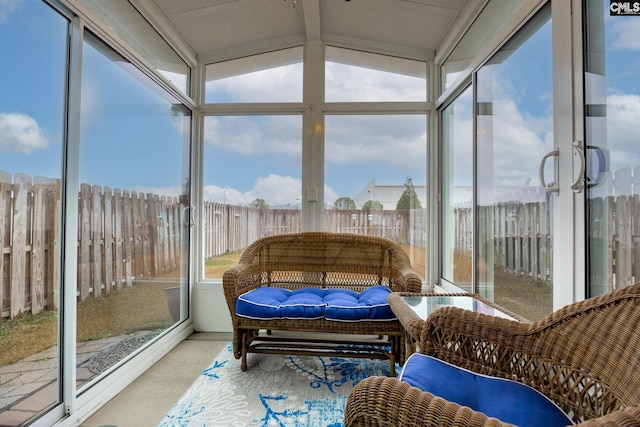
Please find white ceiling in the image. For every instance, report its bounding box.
[145,0,472,64]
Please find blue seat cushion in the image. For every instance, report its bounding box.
[399,353,573,427]
[236,285,396,321]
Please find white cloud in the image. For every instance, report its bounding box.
[326,63,426,102]
[202,174,302,207]
[199,175,338,207]
[325,115,427,171]
[204,115,300,158]
[0,113,50,154]
[207,63,303,103]
[0,0,20,24]
[489,97,553,188]
[252,174,301,206]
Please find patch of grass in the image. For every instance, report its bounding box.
[205,251,242,278]
[0,279,175,367]
[205,257,236,268]
[0,311,58,367]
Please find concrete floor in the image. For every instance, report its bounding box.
[80,332,231,427]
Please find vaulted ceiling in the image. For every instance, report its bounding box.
[143,0,474,64]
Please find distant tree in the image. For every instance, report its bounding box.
[250,198,269,209]
[362,200,384,211]
[333,197,356,210]
[396,177,422,210]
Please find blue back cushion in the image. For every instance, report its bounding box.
[399,353,574,427]
[236,285,395,321]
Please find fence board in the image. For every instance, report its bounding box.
[103,187,114,294]
[79,184,91,300]
[132,192,143,278]
[122,190,133,287]
[0,171,11,317]
[113,189,124,290]
[31,177,50,314]
[10,174,29,318]
[91,185,103,297]
[52,179,61,310]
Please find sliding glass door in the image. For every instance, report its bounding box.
[584,0,640,296]
[475,5,554,320]
[440,1,589,320]
[0,3,68,425]
[76,31,191,389]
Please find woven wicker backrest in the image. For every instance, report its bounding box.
[237,232,410,291]
[427,283,640,423]
[527,283,640,421]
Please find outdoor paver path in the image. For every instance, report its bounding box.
[0,332,154,426]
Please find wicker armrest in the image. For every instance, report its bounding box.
[344,376,502,427]
[390,267,423,293]
[421,306,531,376]
[222,263,260,317]
[576,406,640,427]
[345,377,640,427]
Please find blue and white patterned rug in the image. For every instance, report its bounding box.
[158,342,395,427]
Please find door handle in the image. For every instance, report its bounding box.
[586,145,609,189]
[570,141,586,193]
[539,149,559,193]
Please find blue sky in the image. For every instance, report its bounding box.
[1,0,640,206]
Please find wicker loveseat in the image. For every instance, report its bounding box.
[344,282,640,427]
[223,232,423,374]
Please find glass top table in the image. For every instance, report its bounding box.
[399,294,519,321]
[388,293,528,359]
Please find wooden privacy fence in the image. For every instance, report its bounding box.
[1,172,185,320]
[201,201,425,258]
[454,183,639,293]
[76,183,184,301]
[453,187,552,284]
[0,172,61,320]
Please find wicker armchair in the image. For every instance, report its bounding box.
[344,282,640,427]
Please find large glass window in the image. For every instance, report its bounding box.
[441,86,473,290]
[475,6,553,320]
[76,31,191,389]
[205,47,303,103]
[326,46,427,102]
[325,115,427,279]
[0,2,67,425]
[202,115,302,279]
[585,0,640,296]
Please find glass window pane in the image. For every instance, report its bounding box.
[324,115,427,280]
[585,0,640,296]
[202,115,302,279]
[326,47,427,102]
[205,48,303,103]
[79,0,190,95]
[441,86,473,291]
[475,6,552,321]
[0,1,67,425]
[77,31,191,389]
